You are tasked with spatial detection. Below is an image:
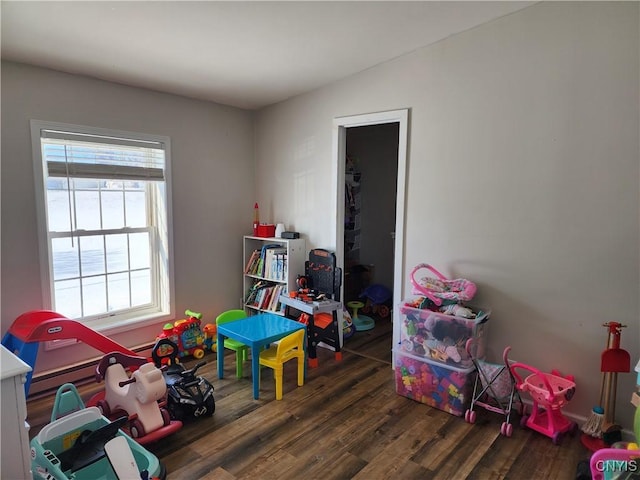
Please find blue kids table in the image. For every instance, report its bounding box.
[216,312,306,399]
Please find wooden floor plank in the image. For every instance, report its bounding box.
[235,448,299,480]
[351,413,440,478]
[428,420,499,479]
[281,450,368,480]
[200,466,237,480]
[466,417,530,479]
[352,399,451,464]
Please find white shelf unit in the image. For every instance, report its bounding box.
[1,345,32,479]
[243,235,306,315]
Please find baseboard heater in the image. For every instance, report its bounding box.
[27,342,155,400]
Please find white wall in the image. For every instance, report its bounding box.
[1,62,255,375]
[254,3,639,428]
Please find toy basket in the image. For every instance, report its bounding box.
[410,263,477,307]
[509,360,577,444]
[522,372,576,408]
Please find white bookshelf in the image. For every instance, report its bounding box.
[242,235,306,315]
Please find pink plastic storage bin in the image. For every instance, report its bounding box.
[398,302,490,368]
[394,349,474,416]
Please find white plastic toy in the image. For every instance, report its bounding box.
[88,352,182,444]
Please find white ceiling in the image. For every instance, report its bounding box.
[1,1,535,110]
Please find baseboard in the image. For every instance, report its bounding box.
[27,342,154,400]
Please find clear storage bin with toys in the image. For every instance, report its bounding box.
[394,349,475,416]
[398,299,490,369]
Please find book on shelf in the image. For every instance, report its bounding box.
[243,282,288,312]
[256,286,270,309]
[256,289,266,308]
[264,247,287,281]
[265,284,282,311]
[261,287,273,310]
[275,252,287,282]
[244,249,261,274]
[256,243,282,278]
[244,280,267,306]
[267,284,283,311]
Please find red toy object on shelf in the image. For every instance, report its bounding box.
[256,224,276,237]
[87,351,182,445]
[1,310,138,396]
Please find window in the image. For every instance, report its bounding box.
[31,120,174,333]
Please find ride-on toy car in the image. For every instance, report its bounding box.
[87,352,182,445]
[31,383,166,480]
[152,338,215,422]
[155,309,216,360]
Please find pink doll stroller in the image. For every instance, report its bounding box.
[509,358,578,445]
[464,340,523,437]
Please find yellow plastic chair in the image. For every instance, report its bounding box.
[216,309,250,378]
[259,329,305,400]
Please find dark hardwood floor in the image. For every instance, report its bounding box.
[26,317,591,479]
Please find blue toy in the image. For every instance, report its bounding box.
[347,300,375,332]
[360,284,393,318]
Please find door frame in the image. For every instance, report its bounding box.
[331,109,409,326]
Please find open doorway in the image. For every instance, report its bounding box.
[332,109,409,356]
[343,123,399,307]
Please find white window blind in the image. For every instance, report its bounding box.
[42,129,166,181]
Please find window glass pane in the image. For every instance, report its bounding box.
[47,188,72,232]
[101,190,125,229]
[124,180,144,191]
[72,178,102,190]
[130,232,150,270]
[43,143,66,164]
[107,272,130,311]
[131,269,151,306]
[54,278,82,319]
[52,238,79,280]
[74,188,101,230]
[106,234,129,273]
[106,180,124,190]
[125,190,146,227]
[80,235,105,276]
[83,275,107,316]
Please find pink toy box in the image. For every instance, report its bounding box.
[398,301,490,368]
[394,349,474,416]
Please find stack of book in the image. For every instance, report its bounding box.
[244,281,286,313]
[244,244,288,281]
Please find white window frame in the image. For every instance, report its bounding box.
[31,120,175,338]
